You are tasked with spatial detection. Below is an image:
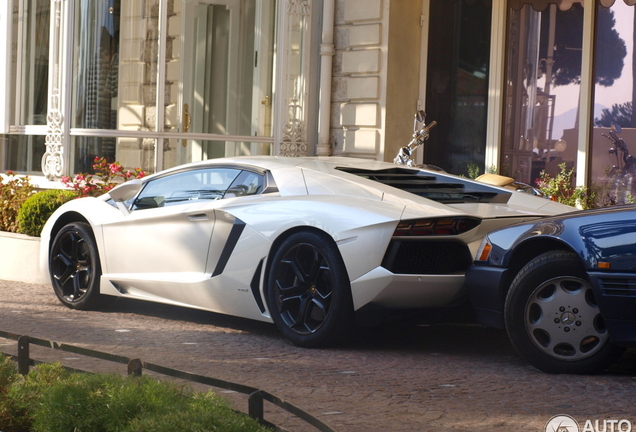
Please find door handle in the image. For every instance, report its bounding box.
[187,213,209,221]
[182,103,191,147]
[261,96,271,136]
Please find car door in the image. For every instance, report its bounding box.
[100,167,243,279]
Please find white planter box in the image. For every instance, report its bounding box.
[0,231,49,284]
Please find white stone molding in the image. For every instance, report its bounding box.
[280,99,307,156]
[42,0,64,180]
[287,0,310,16]
[276,0,312,156]
[42,88,64,179]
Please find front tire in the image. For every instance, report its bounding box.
[50,222,110,310]
[504,251,624,374]
[266,231,355,348]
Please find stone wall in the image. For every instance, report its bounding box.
[331,0,388,158]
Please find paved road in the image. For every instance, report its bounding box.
[0,279,634,432]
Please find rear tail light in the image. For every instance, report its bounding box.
[393,217,480,236]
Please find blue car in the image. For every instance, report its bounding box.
[465,205,636,374]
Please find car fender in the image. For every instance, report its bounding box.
[486,215,629,271]
[40,196,118,277]
[486,222,578,267]
[217,195,406,282]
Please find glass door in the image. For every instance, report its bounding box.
[177,0,275,165]
[4,0,49,173]
[250,0,275,152]
[501,3,584,185]
[423,0,492,176]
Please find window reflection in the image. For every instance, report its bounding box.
[502,3,583,186]
[592,1,635,205]
[3,0,49,173]
[2,135,45,172]
[424,0,491,176]
[173,0,276,167]
[2,1,49,173]
[17,0,50,126]
[71,0,160,175]
[72,0,120,172]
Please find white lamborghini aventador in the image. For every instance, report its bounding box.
[40,156,573,347]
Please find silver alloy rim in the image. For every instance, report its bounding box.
[524,276,608,361]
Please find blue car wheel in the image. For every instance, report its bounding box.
[504,251,625,374]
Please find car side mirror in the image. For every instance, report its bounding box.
[108,179,143,215]
[109,179,143,202]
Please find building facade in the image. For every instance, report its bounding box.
[2,0,636,193]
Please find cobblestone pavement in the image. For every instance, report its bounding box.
[0,279,635,432]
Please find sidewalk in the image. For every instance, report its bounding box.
[1,278,635,432]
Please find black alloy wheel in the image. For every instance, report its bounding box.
[267,231,355,348]
[50,222,110,310]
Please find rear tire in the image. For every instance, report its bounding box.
[50,222,113,310]
[504,251,624,374]
[266,231,355,348]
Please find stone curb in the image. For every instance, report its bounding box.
[0,232,48,284]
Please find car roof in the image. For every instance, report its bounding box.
[137,156,578,214]
[108,155,578,217]
[172,155,399,172]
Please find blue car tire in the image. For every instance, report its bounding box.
[504,251,625,374]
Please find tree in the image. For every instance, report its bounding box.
[594,101,633,128]
[539,6,626,88]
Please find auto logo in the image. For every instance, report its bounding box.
[545,415,579,432]
[561,311,575,326]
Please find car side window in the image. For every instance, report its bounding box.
[132,168,242,210]
[225,170,264,198]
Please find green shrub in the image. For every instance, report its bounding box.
[0,362,70,432]
[535,162,597,209]
[0,356,271,432]
[0,354,18,391]
[0,356,23,432]
[16,189,77,237]
[0,172,35,233]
